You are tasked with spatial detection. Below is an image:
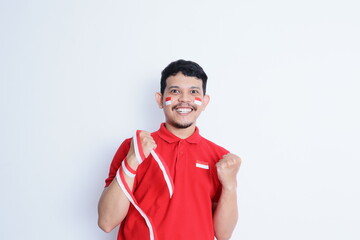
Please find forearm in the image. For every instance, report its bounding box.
[98,132,154,232]
[97,169,135,232]
[213,187,238,240]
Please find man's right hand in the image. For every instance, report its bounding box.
[126,131,157,170]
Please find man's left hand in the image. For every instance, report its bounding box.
[216,153,241,191]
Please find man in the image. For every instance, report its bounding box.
[98,60,241,240]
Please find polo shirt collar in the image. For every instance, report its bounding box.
[158,123,202,144]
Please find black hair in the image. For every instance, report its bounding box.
[160,59,208,95]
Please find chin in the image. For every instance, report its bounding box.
[170,121,194,129]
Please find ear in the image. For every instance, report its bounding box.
[155,92,164,109]
[201,94,210,110]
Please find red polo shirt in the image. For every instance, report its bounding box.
[105,123,229,240]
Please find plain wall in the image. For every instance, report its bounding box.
[1,0,359,239]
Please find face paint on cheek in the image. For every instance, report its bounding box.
[194,97,203,106]
[165,97,172,106]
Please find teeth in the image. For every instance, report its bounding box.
[176,108,192,113]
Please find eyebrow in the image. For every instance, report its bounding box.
[168,86,201,90]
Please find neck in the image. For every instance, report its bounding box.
[165,123,196,139]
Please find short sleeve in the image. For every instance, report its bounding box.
[212,184,222,204]
[104,138,132,187]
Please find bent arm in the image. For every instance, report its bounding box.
[97,160,135,233]
[213,187,238,240]
[213,153,241,240]
[98,131,156,233]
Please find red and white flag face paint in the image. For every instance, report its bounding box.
[194,97,202,106]
[165,97,172,106]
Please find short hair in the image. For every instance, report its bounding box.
[160,59,208,95]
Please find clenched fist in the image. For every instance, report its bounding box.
[126,131,157,170]
[216,153,241,191]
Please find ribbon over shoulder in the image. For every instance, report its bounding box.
[115,130,174,240]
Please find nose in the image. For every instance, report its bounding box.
[178,92,192,103]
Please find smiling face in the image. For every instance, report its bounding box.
[156,72,210,130]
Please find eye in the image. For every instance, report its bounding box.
[170,89,180,94]
[190,89,199,94]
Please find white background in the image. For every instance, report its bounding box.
[1,0,359,239]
